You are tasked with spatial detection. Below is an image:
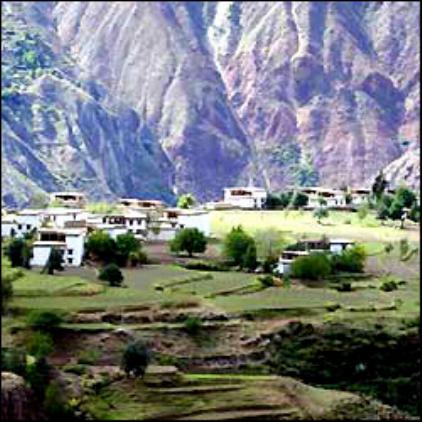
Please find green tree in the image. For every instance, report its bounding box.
[242,242,258,271]
[290,253,331,280]
[223,226,256,267]
[372,171,388,200]
[26,332,54,359]
[292,191,309,208]
[376,194,394,220]
[115,233,141,266]
[177,193,196,209]
[5,238,31,268]
[98,263,124,287]
[41,248,64,275]
[183,315,203,335]
[170,228,207,257]
[357,203,369,221]
[85,230,116,263]
[313,206,329,224]
[121,339,151,378]
[254,229,286,265]
[26,310,64,332]
[331,245,367,273]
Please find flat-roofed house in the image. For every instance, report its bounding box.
[163,208,211,237]
[1,214,18,238]
[42,208,88,228]
[223,187,267,209]
[350,188,371,206]
[147,216,180,241]
[328,239,355,254]
[50,192,87,208]
[118,198,166,212]
[31,228,86,267]
[100,211,148,239]
[14,209,45,236]
[299,187,346,208]
[275,250,310,275]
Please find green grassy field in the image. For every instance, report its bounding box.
[210,210,420,243]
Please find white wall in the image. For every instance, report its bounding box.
[1,222,17,238]
[65,234,85,266]
[178,213,210,237]
[147,228,177,241]
[31,245,57,267]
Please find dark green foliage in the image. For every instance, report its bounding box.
[1,273,14,314]
[26,331,54,359]
[128,249,148,267]
[371,171,388,200]
[41,248,64,275]
[177,193,196,209]
[85,230,116,263]
[170,228,207,257]
[265,191,308,209]
[242,242,258,270]
[43,380,74,419]
[115,233,141,266]
[380,280,398,292]
[1,347,27,376]
[325,302,341,312]
[223,226,256,267]
[292,192,309,208]
[121,339,151,378]
[182,260,229,271]
[26,357,51,399]
[98,263,124,287]
[357,204,369,220]
[409,203,420,223]
[26,309,64,332]
[290,253,331,280]
[376,194,394,220]
[331,245,367,273]
[183,315,203,335]
[62,363,88,375]
[313,206,329,223]
[268,321,420,416]
[5,238,31,268]
[258,275,275,288]
[336,282,352,292]
[263,255,278,273]
[264,193,283,209]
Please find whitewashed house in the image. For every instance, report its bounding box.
[275,250,310,276]
[50,192,87,208]
[42,208,88,228]
[350,188,371,206]
[147,217,180,241]
[329,239,355,254]
[299,187,346,208]
[1,214,18,238]
[223,187,267,209]
[31,228,86,267]
[163,208,211,237]
[14,209,45,236]
[101,211,148,239]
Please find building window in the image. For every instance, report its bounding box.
[129,219,133,225]
[68,249,73,256]
[26,224,31,230]
[68,258,73,264]
[18,224,22,230]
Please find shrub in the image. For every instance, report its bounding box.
[77,348,100,365]
[263,254,279,273]
[43,380,73,419]
[26,357,51,399]
[313,207,329,224]
[62,363,88,375]
[26,331,54,359]
[177,193,196,209]
[183,315,202,335]
[290,253,331,280]
[331,245,367,273]
[170,228,207,257]
[26,310,65,331]
[41,248,64,275]
[99,263,124,287]
[258,275,275,288]
[325,302,341,312]
[121,339,151,378]
[5,238,31,268]
[128,249,148,267]
[85,230,116,263]
[380,280,398,292]
[1,347,27,376]
[223,226,256,267]
[243,242,258,271]
[336,282,352,292]
[182,260,229,271]
[357,204,369,221]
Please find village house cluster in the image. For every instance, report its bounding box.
[2,192,210,268]
[1,184,379,269]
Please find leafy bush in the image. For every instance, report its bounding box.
[243,242,258,271]
[325,302,341,312]
[43,380,73,419]
[26,310,65,332]
[62,363,88,375]
[170,228,207,257]
[357,204,369,221]
[5,238,31,268]
[128,249,148,267]
[77,348,100,365]
[41,248,64,275]
[1,347,27,376]
[177,193,196,209]
[115,233,141,266]
[182,260,229,271]
[26,331,54,359]
[313,206,329,223]
[331,245,367,273]
[121,339,151,378]
[263,254,279,273]
[380,280,398,292]
[183,315,203,335]
[336,282,352,292]
[258,275,275,288]
[290,253,331,280]
[98,263,124,287]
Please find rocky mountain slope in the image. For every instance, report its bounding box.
[2,2,420,207]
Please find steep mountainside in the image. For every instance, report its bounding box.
[1,2,420,207]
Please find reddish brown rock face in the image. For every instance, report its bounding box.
[1,2,419,206]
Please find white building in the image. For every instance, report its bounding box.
[329,239,355,255]
[163,208,211,237]
[42,208,88,228]
[31,228,86,267]
[147,217,179,241]
[1,215,18,238]
[101,211,148,239]
[14,209,45,236]
[275,250,310,276]
[223,187,267,209]
[299,187,346,208]
[350,188,371,206]
[50,192,87,208]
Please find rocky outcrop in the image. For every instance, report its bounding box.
[1,372,43,420]
[1,2,419,206]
